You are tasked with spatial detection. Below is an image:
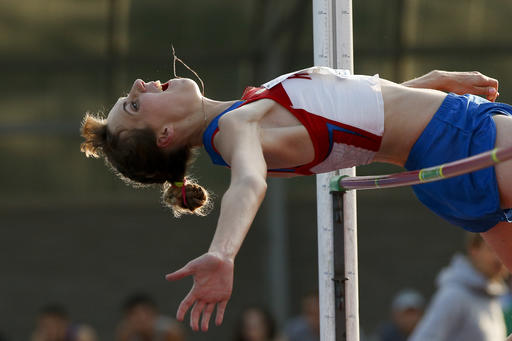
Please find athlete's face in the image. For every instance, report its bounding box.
[107,77,202,138]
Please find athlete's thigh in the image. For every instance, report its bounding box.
[481,221,512,272]
[493,114,512,208]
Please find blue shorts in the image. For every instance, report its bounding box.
[404,93,512,233]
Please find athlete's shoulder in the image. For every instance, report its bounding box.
[219,99,274,128]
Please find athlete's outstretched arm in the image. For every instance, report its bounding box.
[402,70,499,101]
[165,113,267,332]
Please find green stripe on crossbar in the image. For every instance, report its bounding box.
[418,166,444,182]
[491,148,500,163]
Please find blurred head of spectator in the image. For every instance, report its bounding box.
[31,304,96,341]
[282,291,319,341]
[116,292,184,341]
[122,293,158,336]
[466,233,508,281]
[390,289,425,337]
[32,304,69,341]
[234,307,276,341]
[374,289,425,341]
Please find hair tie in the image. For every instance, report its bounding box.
[172,180,188,208]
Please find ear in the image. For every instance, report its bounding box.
[157,126,174,148]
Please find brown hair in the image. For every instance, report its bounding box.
[80,113,210,217]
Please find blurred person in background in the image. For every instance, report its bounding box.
[502,276,512,336]
[116,292,185,341]
[31,304,97,341]
[233,306,278,341]
[409,233,509,341]
[282,292,319,341]
[374,288,425,341]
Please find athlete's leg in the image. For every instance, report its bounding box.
[482,222,512,272]
[481,114,512,272]
[494,114,512,208]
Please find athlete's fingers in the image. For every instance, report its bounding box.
[476,76,499,101]
[201,303,216,332]
[468,71,498,88]
[176,292,195,322]
[456,85,498,101]
[165,265,193,282]
[215,300,228,326]
[190,300,206,331]
[448,72,498,98]
[487,88,499,102]
[479,75,499,90]
[474,86,499,102]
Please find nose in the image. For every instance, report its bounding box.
[129,79,146,95]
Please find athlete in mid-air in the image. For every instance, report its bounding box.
[80,66,511,333]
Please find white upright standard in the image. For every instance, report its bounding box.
[313,0,360,340]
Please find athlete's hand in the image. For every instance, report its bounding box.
[165,252,234,332]
[435,70,499,101]
[403,70,499,101]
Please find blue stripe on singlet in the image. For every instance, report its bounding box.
[202,101,245,167]
[326,122,368,155]
[202,100,298,173]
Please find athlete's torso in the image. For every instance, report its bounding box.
[204,67,389,175]
[203,67,448,174]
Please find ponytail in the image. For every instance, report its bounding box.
[80,113,108,158]
[162,179,210,217]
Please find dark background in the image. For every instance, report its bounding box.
[1,0,511,339]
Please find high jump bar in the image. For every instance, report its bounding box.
[330,145,512,192]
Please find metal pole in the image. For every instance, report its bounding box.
[313,0,359,340]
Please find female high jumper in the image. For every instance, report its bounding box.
[80,66,511,333]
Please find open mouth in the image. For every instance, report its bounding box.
[161,81,170,91]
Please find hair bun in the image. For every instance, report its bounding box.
[162,180,210,217]
[80,113,107,158]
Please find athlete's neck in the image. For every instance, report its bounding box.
[186,98,240,147]
[203,98,240,124]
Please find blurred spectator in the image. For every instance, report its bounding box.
[282,292,319,341]
[502,276,512,335]
[116,292,185,341]
[409,233,508,341]
[374,288,425,341]
[233,306,277,341]
[31,303,97,341]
